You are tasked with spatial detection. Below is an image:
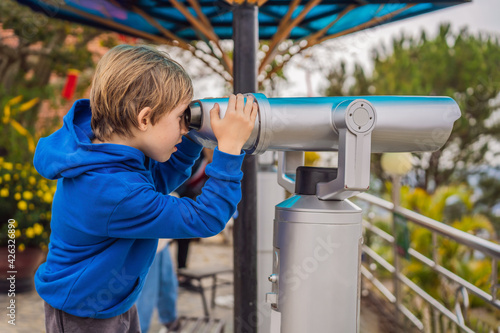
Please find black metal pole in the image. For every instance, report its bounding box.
[233,4,258,333]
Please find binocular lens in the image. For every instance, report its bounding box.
[186,101,202,130]
[182,107,191,129]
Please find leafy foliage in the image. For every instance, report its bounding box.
[0,0,100,91]
[323,24,500,193]
[362,183,497,326]
[0,160,55,250]
[0,0,113,250]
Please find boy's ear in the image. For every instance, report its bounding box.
[137,107,152,131]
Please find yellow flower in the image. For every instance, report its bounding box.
[43,192,53,203]
[29,176,36,185]
[18,244,25,252]
[15,163,22,170]
[3,174,11,181]
[29,203,35,210]
[14,193,21,200]
[23,191,33,200]
[0,178,2,184]
[51,186,57,194]
[18,200,27,210]
[15,230,21,238]
[25,228,35,238]
[13,221,17,227]
[0,188,8,197]
[41,184,49,192]
[15,185,22,192]
[13,174,19,180]
[3,162,13,170]
[37,190,43,197]
[33,223,43,235]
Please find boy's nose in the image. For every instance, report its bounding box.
[181,122,189,135]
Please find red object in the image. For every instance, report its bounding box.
[118,34,138,44]
[61,69,80,100]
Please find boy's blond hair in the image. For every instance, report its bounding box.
[90,44,193,140]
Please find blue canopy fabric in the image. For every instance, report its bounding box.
[17,0,469,42]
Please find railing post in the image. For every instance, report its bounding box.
[432,233,438,265]
[357,191,500,333]
[492,258,498,303]
[391,174,402,328]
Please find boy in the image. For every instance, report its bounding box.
[33,44,258,332]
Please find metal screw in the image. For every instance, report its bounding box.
[268,274,278,283]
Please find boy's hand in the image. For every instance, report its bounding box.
[210,94,258,155]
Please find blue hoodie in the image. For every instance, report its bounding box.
[34,99,244,319]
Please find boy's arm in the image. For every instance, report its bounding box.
[108,148,244,239]
[150,135,203,194]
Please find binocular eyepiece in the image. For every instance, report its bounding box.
[184,93,460,154]
[183,101,202,131]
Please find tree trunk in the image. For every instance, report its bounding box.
[0,45,21,92]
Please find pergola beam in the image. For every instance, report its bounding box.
[301,5,354,47]
[258,0,322,75]
[62,4,231,83]
[131,5,191,49]
[54,1,442,87]
[59,5,181,48]
[169,0,233,76]
[261,4,415,82]
[133,0,235,82]
[136,6,232,82]
[187,0,213,29]
[317,4,415,44]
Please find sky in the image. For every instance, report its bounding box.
[283,0,500,97]
[191,0,500,98]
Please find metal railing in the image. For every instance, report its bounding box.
[355,192,500,333]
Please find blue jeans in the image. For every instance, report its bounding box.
[136,244,178,333]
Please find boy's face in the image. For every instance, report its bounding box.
[139,102,190,163]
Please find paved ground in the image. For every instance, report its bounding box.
[0,235,388,333]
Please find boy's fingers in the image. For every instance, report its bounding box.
[227,94,237,113]
[209,103,221,122]
[250,102,259,122]
[236,94,245,113]
[244,95,255,116]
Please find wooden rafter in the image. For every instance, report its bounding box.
[301,5,354,48]
[257,0,300,72]
[187,0,212,29]
[59,4,231,82]
[316,4,416,45]
[59,4,180,47]
[261,4,416,82]
[258,0,322,75]
[169,0,233,76]
[184,0,235,77]
[223,0,269,5]
[131,5,232,82]
[131,6,191,50]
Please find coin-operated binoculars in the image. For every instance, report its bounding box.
[186,95,460,332]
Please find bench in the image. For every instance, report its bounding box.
[177,265,233,317]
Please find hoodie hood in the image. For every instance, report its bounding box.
[34,99,146,180]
